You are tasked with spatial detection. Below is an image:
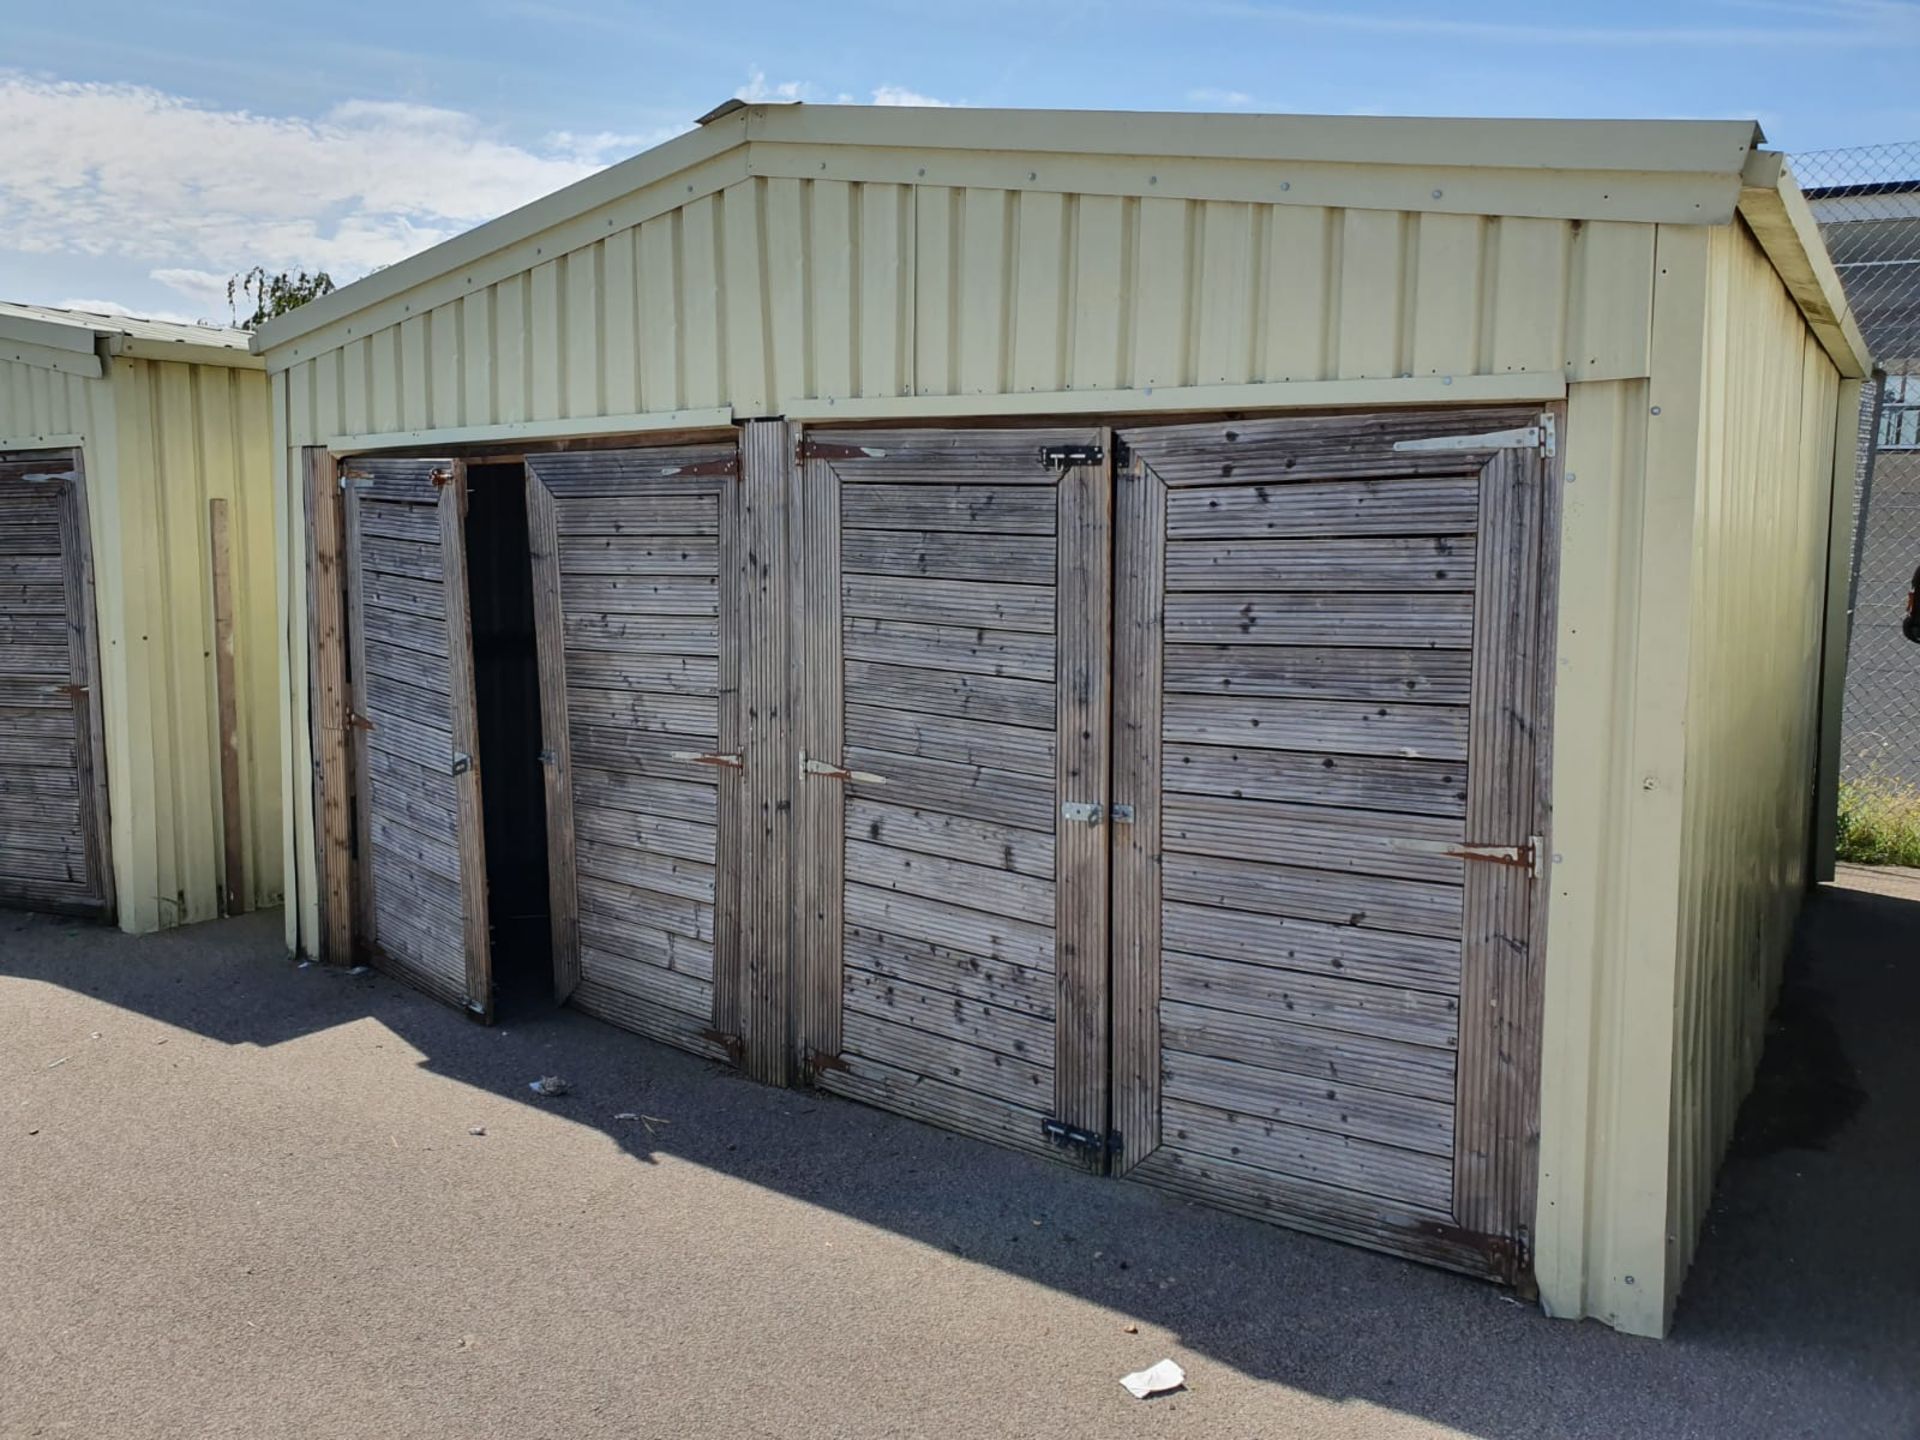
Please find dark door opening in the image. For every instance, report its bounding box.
[465,462,552,1017]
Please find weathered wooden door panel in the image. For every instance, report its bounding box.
[0,449,111,919]
[1112,408,1555,1283]
[524,442,745,1065]
[793,428,1112,1167]
[342,456,492,1015]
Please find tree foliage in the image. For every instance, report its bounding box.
[227,267,336,330]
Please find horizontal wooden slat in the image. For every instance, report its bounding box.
[845,747,1055,833]
[1164,593,1475,650]
[572,766,718,826]
[843,616,1054,682]
[847,837,1055,927]
[356,569,442,618]
[366,708,455,772]
[558,534,719,576]
[346,458,449,504]
[1163,1048,1456,1159]
[569,978,728,1060]
[357,500,440,544]
[1126,409,1532,483]
[844,968,1054,1065]
[361,603,450,660]
[1163,643,1473,705]
[844,924,1056,1020]
[527,445,735,496]
[1165,535,1476,591]
[0,762,78,798]
[1162,792,1465,884]
[367,747,459,836]
[564,648,718,696]
[814,428,1094,483]
[578,946,714,1021]
[566,685,718,739]
[0,644,68,677]
[0,524,62,556]
[578,870,713,943]
[1158,1000,1457,1103]
[567,724,724,781]
[364,666,457,733]
[1164,951,1460,1048]
[0,555,62,584]
[1162,899,1459,994]
[0,841,87,884]
[840,483,1057,534]
[550,495,720,535]
[0,731,74,767]
[364,635,450,693]
[1161,1096,1453,1212]
[842,528,1055,585]
[841,574,1055,634]
[844,660,1054,729]
[0,615,64,647]
[560,573,718,617]
[372,848,463,935]
[359,533,444,582]
[1164,693,1468,761]
[816,1052,1059,1161]
[369,809,460,885]
[846,881,1054,973]
[846,798,1054,879]
[0,583,65,615]
[840,1010,1052,1110]
[576,835,715,903]
[1163,477,1479,540]
[0,677,72,708]
[574,802,718,865]
[579,911,715,984]
[1164,851,1462,940]
[845,703,1055,776]
[563,612,720,656]
[1164,741,1466,817]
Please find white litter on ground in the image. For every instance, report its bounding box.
[528,1076,570,1097]
[1120,1359,1186,1399]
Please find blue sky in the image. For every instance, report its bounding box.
[4,0,1918,323]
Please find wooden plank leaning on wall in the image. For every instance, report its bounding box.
[209,498,245,915]
[304,446,353,963]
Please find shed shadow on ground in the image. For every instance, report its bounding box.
[4,877,1917,1440]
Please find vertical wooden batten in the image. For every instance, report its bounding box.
[63,451,114,920]
[791,432,844,1072]
[1108,443,1166,1176]
[439,460,494,1018]
[738,418,795,1084]
[304,446,353,963]
[209,497,245,914]
[525,473,581,1001]
[338,478,375,953]
[1052,434,1115,1168]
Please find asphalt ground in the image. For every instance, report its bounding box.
[3,871,1915,1438]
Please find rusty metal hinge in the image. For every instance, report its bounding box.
[346,710,375,732]
[802,1047,849,1077]
[672,750,743,770]
[701,1028,745,1065]
[430,467,455,488]
[1446,836,1545,880]
[797,438,890,463]
[659,454,739,479]
[799,751,887,784]
[340,469,373,491]
[54,682,88,700]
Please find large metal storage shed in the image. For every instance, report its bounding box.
[253,106,1869,1339]
[0,303,282,929]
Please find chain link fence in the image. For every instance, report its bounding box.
[1795,143,1920,789]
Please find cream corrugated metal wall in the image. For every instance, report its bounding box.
[1667,222,1840,1293]
[1534,221,1843,1337]
[0,354,282,931]
[274,179,1664,958]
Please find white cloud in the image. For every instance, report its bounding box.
[150,267,233,311]
[1188,88,1258,109]
[738,69,811,103]
[0,73,610,286]
[871,86,956,108]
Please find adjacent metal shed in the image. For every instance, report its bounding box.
[253,105,1870,1338]
[0,302,282,929]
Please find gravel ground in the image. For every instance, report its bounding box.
[2,875,1915,1440]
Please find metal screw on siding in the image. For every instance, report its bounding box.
[1650,405,1662,415]
[1149,175,1158,185]
[1432,188,1444,199]
[1279,181,1290,191]
[1625,1275,1637,1286]
[1028,171,1037,181]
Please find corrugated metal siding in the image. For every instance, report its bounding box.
[283,182,1657,441]
[1668,223,1840,1291]
[0,355,281,932]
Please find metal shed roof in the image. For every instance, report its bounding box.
[0,300,261,377]
[250,104,1868,378]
